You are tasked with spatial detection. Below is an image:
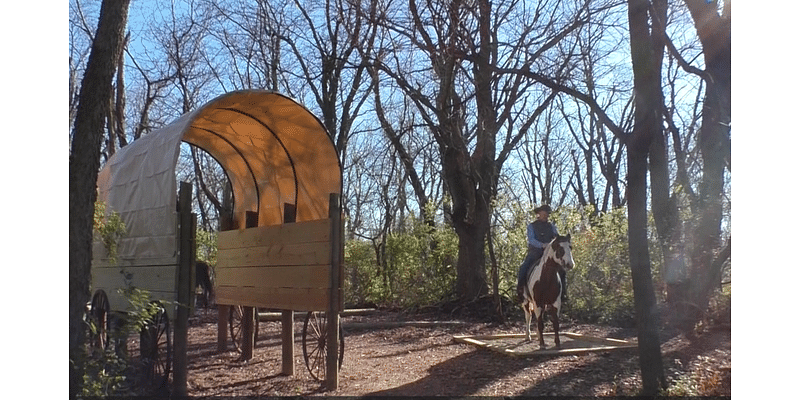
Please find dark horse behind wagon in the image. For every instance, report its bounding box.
[195,260,214,310]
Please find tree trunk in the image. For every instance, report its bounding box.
[645,0,688,305]
[68,0,131,398]
[651,129,687,302]
[439,136,491,300]
[683,0,732,328]
[627,146,667,395]
[451,200,490,300]
[626,0,667,394]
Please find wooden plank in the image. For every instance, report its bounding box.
[214,265,331,289]
[215,286,329,312]
[216,241,331,268]
[453,335,522,357]
[217,218,331,250]
[454,332,638,346]
[562,332,637,345]
[452,333,637,357]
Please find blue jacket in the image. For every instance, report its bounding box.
[527,220,558,249]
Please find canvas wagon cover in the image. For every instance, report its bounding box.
[95,90,341,264]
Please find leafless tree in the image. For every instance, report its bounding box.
[677,0,731,329]
[360,0,592,299]
[69,1,131,397]
[625,0,669,393]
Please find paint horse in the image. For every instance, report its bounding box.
[522,234,574,349]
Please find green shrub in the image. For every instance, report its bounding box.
[80,287,167,397]
[488,201,539,301]
[345,201,667,326]
[385,220,458,307]
[93,200,126,265]
[491,204,663,326]
[558,206,637,325]
[344,206,458,309]
[344,239,381,306]
[195,228,218,265]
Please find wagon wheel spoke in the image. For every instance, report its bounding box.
[254,308,259,347]
[229,305,243,352]
[302,312,344,382]
[229,305,259,352]
[139,302,172,389]
[89,290,110,352]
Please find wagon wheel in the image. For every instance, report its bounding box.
[88,289,110,352]
[229,305,259,352]
[139,301,172,389]
[302,311,344,382]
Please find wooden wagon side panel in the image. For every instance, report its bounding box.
[215,218,332,312]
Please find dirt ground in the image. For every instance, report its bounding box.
[174,303,730,397]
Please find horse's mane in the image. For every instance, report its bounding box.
[531,235,570,274]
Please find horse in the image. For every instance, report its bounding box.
[195,260,214,310]
[522,234,574,349]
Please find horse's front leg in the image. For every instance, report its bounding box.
[549,306,561,349]
[523,303,533,341]
[536,311,546,349]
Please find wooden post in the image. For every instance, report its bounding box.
[217,305,229,353]
[241,306,255,360]
[326,193,343,390]
[281,310,294,375]
[217,184,234,353]
[174,182,196,396]
[281,203,297,376]
[240,211,259,361]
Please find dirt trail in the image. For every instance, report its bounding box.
[179,308,730,397]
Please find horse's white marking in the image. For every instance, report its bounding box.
[522,235,574,345]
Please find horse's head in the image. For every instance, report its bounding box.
[550,234,574,270]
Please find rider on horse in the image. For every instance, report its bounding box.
[516,204,567,304]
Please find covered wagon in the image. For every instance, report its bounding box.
[89,90,345,392]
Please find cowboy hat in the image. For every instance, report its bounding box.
[533,204,552,214]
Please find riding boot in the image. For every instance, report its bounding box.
[516,281,525,304]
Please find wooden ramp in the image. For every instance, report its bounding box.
[454,333,637,357]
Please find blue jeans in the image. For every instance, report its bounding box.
[518,246,544,288]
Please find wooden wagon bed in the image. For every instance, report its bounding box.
[453,333,637,357]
